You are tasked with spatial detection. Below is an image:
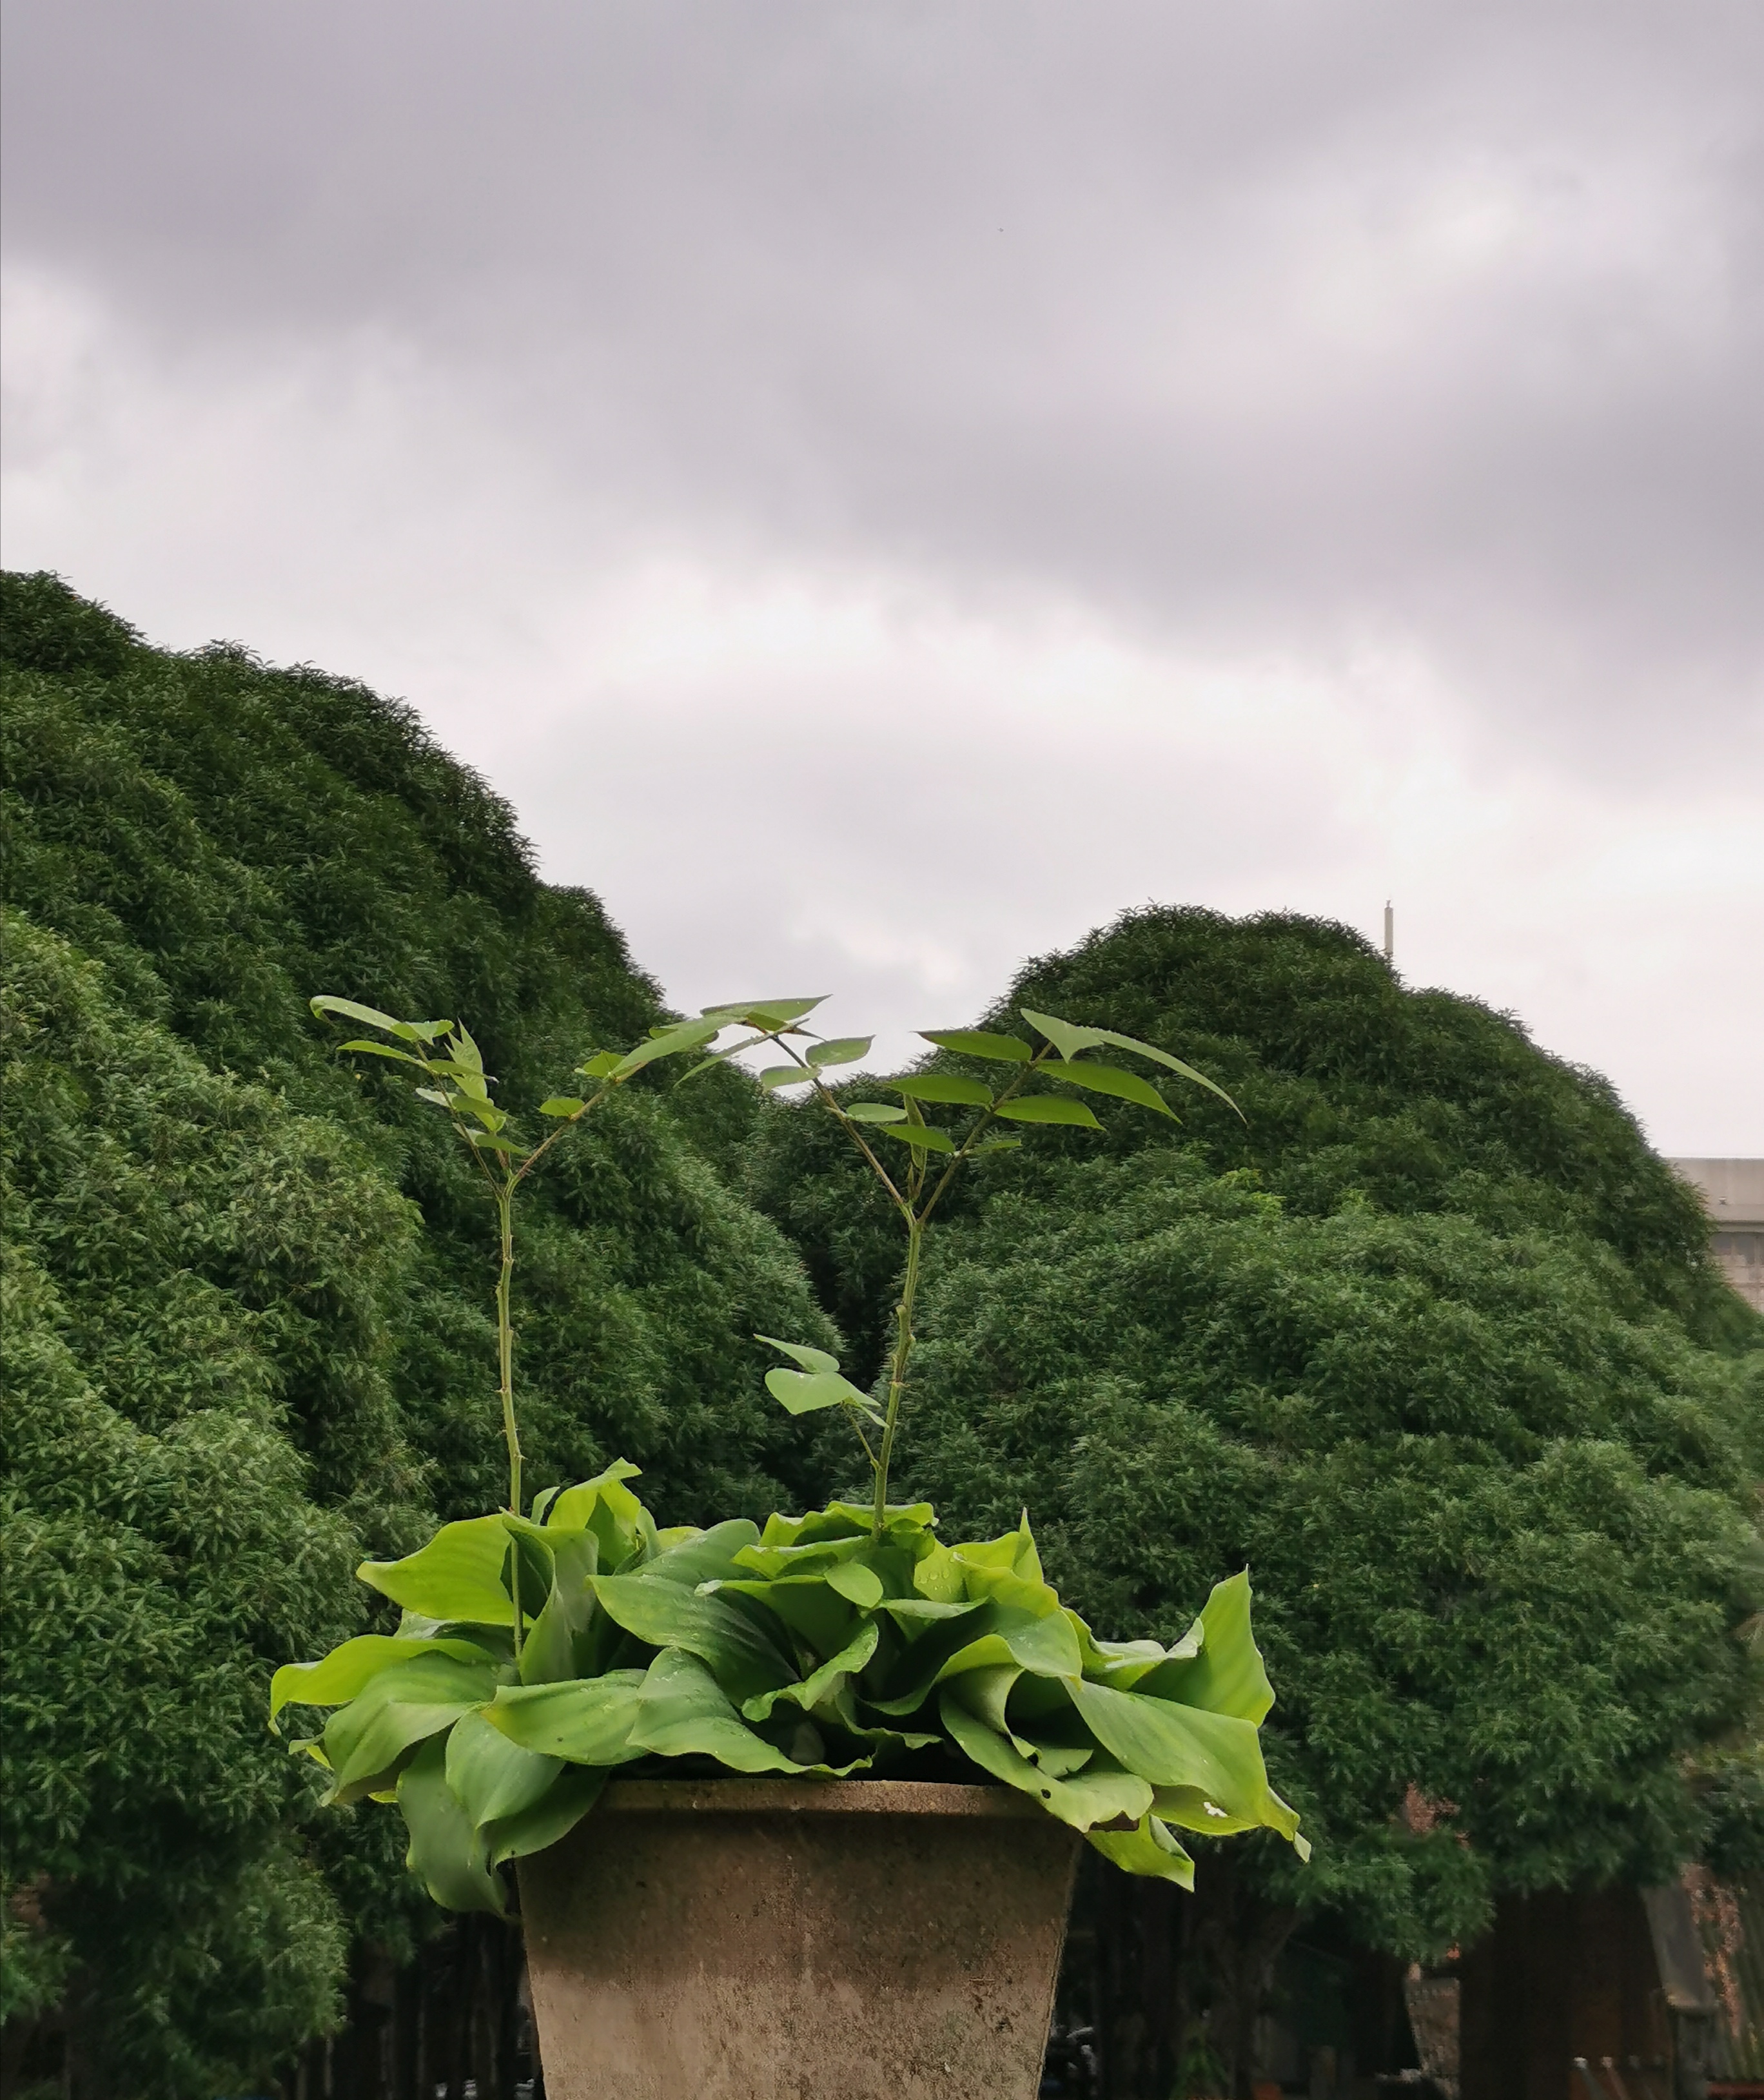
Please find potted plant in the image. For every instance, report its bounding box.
[272,995,1309,2099]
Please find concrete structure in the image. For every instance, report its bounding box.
[1671,1160,1764,1311]
[519,1778,1079,2100]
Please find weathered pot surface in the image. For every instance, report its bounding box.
[518,1777,1081,2100]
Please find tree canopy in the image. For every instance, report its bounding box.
[750,908,1764,1968]
[1,573,836,2093]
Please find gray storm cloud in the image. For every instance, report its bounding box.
[5,0,1761,770]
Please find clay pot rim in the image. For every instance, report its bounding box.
[597,1778,1047,1819]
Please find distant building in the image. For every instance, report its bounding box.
[1671,1159,1764,1312]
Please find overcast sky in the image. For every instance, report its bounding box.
[4,1,1760,1151]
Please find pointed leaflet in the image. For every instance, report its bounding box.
[609,1016,721,1081]
[270,1635,496,1729]
[310,996,453,1043]
[1020,1009,1240,1115]
[760,1066,814,1089]
[487,1671,649,1764]
[809,1037,873,1067]
[358,1515,523,1627]
[766,1366,881,1417]
[886,1073,993,1106]
[845,1102,907,1124]
[698,997,827,1027]
[1043,1061,1174,1117]
[397,1735,506,1915]
[994,1096,1102,1129]
[1132,1571,1275,1722]
[756,1334,840,1376]
[875,1122,957,1152]
[919,1029,1033,1064]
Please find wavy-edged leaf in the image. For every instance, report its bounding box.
[270,1635,495,1730]
[939,1695,1153,1831]
[994,1095,1102,1130]
[919,1029,1033,1064]
[638,1519,761,1589]
[629,1651,867,1774]
[886,1073,992,1106]
[742,1619,881,1724]
[484,1765,607,1867]
[358,1515,520,1627]
[1067,1680,1298,1842]
[1085,1813,1196,1889]
[1131,1571,1273,1722]
[445,1708,561,1831]
[397,1735,506,1914]
[591,1575,796,1700]
[487,1671,648,1764]
[322,1653,500,1802]
[1044,1060,1174,1118]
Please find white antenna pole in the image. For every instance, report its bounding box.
[1383,901,1394,964]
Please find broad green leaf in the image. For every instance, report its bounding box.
[576,1051,622,1079]
[765,1366,880,1417]
[1067,1611,1193,1691]
[809,1037,873,1067]
[870,1600,997,1715]
[845,1102,908,1124]
[322,1653,500,1802]
[545,1459,645,1533]
[939,1695,1153,1832]
[706,1574,859,1658]
[1066,1680,1296,1838]
[627,1651,865,1774]
[445,1707,561,1830]
[415,1086,452,1107]
[919,1029,1032,1064]
[942,1662,1023,1738]
[517,1530,602,1686]
[591,1574,796,1700]
[886,1073,993,1106]
[994,1095,1102,1130]
[1152,1784,1262,1836]
[610,1016,721,1081]
[1132,1571,1274,1723]
[467,1131,522,1154]
[912,1542,966,1604]
[483,1765,607,1867]
[638,1519,762,1588]
[1085,1814,1196,1889]
[756,1334,839,1376]
[397,1735,506,1914]
[760,1065,813,1090]
[1044,1061,1173,1118]
[359,1516,521,1627]
[487,1671,648,1763]
[875,1122,957,1152]
[270,1635,494,1729]
[536,1096,585,1118]
[742,1619,881,1724]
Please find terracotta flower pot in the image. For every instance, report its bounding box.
[518,1776,1081,2099]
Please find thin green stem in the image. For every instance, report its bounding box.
[872,1217,924,1537]
[494,1177,524,1657]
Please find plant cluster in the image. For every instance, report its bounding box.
[276,994,1308,1905]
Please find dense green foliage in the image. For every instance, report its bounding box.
[751,909,1764,1961]
[0,574,834,2094]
